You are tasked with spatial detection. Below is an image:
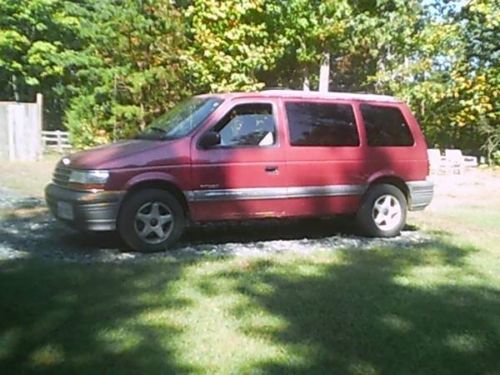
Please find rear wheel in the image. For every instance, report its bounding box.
[118,189,185,252]
[356,184,407,237]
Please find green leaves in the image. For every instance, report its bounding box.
[0,0,497,156]
[64,0,187,147]
[0,0,85,128]
[184,0,279,92]
[0,30,30,71]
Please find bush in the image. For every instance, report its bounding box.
[491,151,500,166]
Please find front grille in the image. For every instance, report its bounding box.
[53,165,71,187]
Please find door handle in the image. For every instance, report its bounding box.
[265,166,278,173]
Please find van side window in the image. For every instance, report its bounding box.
[215,103,276,147]
[361,104,414,147]
[285,102,359,146]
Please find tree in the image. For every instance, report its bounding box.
[259,0,352,90]
[0,0,496,155]
[358,0,499,153]
[451,0,499,154]
[65,0,188,147]
[0,0,82,128]
[183,0,283,92]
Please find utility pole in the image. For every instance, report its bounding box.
[11,74,20,102]
[319,52,330,93]
[303,76,310,91]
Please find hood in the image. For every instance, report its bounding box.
[65,139,176,169]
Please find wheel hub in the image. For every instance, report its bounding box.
[372,194,402,232]
[133,201,174,245]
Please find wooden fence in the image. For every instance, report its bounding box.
[0,94,43,161]
[41,130,71,153]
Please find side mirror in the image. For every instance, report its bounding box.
[199,131,221,149]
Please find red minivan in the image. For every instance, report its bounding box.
[45,90,433,251]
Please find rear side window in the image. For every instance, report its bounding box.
[361,104,414,147]
[285,102,359,146]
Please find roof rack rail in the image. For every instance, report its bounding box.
[260,87,292,91]
[256,89,400,103]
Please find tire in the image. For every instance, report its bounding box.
[118,189,185,252]
[356,184,407,237]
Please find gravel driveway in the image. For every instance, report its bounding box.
[0,186,432,263]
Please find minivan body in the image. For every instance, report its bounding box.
[45,90,433,251]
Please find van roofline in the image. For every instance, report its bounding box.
[197,90,403,103]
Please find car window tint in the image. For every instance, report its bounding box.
[361,104,414,147]
[285,102,359,146]
[216,103,276,147]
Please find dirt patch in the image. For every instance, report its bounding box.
[409,168,500,236]
[428,168,500,209]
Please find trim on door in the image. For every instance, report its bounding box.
[186,184,367,202]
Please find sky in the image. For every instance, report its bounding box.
[423,0,470,18]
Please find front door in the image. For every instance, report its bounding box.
[189,99,287,221]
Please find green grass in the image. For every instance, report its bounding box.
[1,238,499,374]
[1,164,500,374]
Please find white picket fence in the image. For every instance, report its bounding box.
[41,130,71,153]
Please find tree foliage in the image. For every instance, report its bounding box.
[183,0,282,92]
[0,0,498,157]
[0,0,81,127]
[64,0,187,147]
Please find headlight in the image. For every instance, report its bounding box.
[69,170,110,185]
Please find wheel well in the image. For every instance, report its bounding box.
[369,176,409,202]
[123,180,190,218]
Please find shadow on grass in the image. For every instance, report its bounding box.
[0,227,498,373]
[205,240,500,374]
[2,198,498,373]
[0,260,197,374]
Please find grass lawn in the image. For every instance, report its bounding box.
[1,159,500,374]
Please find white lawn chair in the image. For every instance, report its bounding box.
[427,149,446,175]
[444,149,465,174]
[463,155,478,168]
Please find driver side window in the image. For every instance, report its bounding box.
[215,103,276,147]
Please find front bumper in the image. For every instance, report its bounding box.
[45,183,125,231]
[407,180,434,211]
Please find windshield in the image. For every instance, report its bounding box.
[137,97,223,140]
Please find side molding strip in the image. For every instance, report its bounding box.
[186,184,367,202]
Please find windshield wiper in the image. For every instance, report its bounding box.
[149,126,167,134]
[135,126,173,140]
[150,126,165,133]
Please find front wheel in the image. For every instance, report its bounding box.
[356,184,407,237]
[118,189,185,252]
